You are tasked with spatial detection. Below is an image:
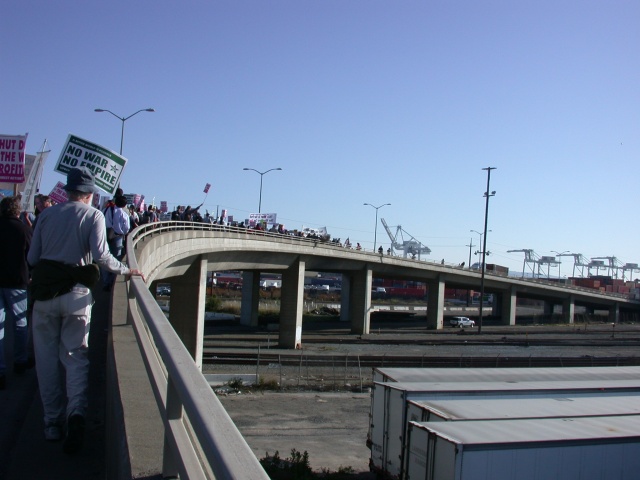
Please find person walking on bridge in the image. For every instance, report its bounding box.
[0,196,32,390]
[28,167,144,454]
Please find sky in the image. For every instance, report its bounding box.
[3,1,639,276]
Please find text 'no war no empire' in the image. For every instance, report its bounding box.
[61,145,121,186]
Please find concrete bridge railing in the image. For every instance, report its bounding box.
[110,221,270,480]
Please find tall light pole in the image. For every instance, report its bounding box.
[552,250,570,278]
[243,167,282,213]
[94,108,155,155]
[364,203,391,252]
[467,237,475,268]
[478,167,496,334]
[470,229,490,263]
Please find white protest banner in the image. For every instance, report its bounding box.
[249,212,277,226]
[49,181,68,204]
[0,134,28,183]
[54,134,127,196]
[19,149,50,212]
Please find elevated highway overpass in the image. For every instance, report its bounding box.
[134,221,639,354]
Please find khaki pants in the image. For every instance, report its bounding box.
[33,285,93,425]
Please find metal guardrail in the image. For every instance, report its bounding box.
[125,224,270,480]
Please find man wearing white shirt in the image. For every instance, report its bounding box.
[102,195,131,290]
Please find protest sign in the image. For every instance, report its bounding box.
[204,183,211,193]
[54,134,127,195]
[0,134,28,183]
[49,181,68,204]
[249,212,277,226]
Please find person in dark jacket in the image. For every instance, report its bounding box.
[0,196,33,390]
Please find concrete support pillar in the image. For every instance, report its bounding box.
[500,287,517,326]
[340,274,351,323]
[167,255,207,369]
[609,303,620,324]
[349,268,373,335]
[426,276,445,330]
[280,259,305,349]
[563,296,575,324]
[240,271,260,327]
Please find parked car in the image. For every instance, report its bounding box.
[449,316,475,327]
[156,286,171,296]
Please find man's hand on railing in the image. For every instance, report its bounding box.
[127,269,146,282]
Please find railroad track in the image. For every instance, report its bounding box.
[202,351,640,369]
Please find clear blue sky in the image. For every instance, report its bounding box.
[3,1,639,276]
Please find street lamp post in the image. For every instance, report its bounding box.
[243,168,282,213]
[478,167,496,334]
[552,250,570,278]
[94,108,155,155]
[467,237,475,268]
[470,229,491,265]
[363,203,391,252]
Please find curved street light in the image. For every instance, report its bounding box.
[552,250,570,278]
[94,108,155,155]
[470,229,492,263]
[243,167,282,213]
[364,203,391,252]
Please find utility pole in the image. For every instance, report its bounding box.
[478,167,496,334]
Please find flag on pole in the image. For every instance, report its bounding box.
[203,183,211,194]
[19,145,50,213]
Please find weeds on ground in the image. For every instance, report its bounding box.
[260,450,358,479]
[226,377,245,389]
[253,377,280,391]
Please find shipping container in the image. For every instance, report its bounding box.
[371,366,640,384]
[406,416,640,480]
[406,395,640,424]
[370,379,640,479]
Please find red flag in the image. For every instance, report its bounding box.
[203,183,211,193]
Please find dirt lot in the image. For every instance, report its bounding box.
[217,391,374,476]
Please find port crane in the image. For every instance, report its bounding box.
[380,218,431,260]
[590,256,624,278]
[554,252,590,278]
[507,249,541,278]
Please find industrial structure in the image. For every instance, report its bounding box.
[380,218,431,260]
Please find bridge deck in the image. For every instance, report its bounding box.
[0,287,136,480]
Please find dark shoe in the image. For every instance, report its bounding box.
[0,375,5,390]
[13,359,34,374]
[63,414,85,454]
[45,423,62,442]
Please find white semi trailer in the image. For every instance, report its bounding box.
[406,415,640,480]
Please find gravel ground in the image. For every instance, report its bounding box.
[217,391,374,476]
